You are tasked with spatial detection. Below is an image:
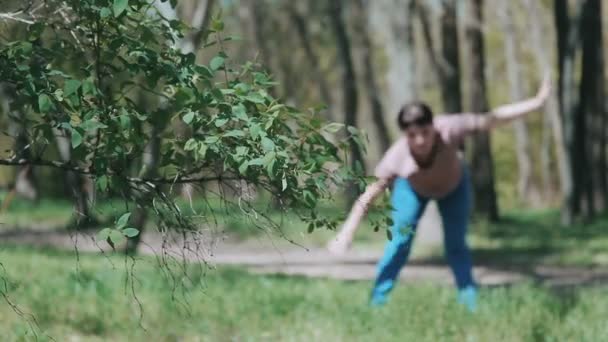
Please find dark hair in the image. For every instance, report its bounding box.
[397,102,434,130]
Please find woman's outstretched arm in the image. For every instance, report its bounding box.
[480,73,551,130]
[327,178,390,255]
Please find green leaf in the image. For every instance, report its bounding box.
[100,7,112,18]
[205,136,220,144]
[82,78,96,95]
[195,65,214,78]
[261,137,275,152]
[96,228,111,242]
[266,158,276,177]
[262,151,276,167]
[347,126,359,135]
[198,143,208,159]
[245,93,265,104]
[234,83,250,93]
[303,190,316,208]
[183,111,195,124]
[323,123,344,134]
[64,80,81,97]
[307,222,314,234]
[81,119,108,132]
[224,130,245,138]
[238,161,249,175]
[248,158,264,166]
[386,229,393,241]
[236,146,248,156]
[109,229,126,246]
[210,56,225,70]
[38,94,53,113]
[119,114,131,130]
[71,130,83,148]
[184,138,198,151]
[215,118,229,127]
[53,89,64,102]
[250,123,262,139]
[116,212,131,229]
[113,0,128,17]
[97,175,108,191]
[122,228,140,238]
[174,87,194,106]
[211,18,224,31]
[282,175,287,191]
[232,104,248,121]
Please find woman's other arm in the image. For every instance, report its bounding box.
[327,178,391,255]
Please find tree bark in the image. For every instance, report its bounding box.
[555,0,585,219]
[54,128,92,228]
[440,0,463,114]
[179,0,215,53]
[328,0,364,207]
[523,0,573,210]
[579,0,606,214]
[416,0,463,114]
[126,124,161,255]
[465,0,499,221]
[287,2,334,120]
[373,0,417,114]
[247,0,274,72]
[177,0,216,199]
[499,1,536,204]
[554,0,569,117]
[1,84,38,201]
[127,0,216,253]
[352,0,391,153]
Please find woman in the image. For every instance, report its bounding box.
[328,75,551,310]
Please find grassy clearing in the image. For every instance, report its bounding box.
[469,210,608,267]
[0,246,607,341]
[2,193,608,266]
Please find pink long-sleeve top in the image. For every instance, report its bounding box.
[373,113,487,199]
[341,114,487,234]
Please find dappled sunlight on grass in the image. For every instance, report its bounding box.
[0,247,607,341]
[469,210,608,266]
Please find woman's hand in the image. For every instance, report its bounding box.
[535,71,552,104]
[327,230,353,255]
[326,179,390,256]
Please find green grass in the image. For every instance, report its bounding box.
[0,192,126,230]
[0,246,607,341]
[3,193,608,266]
[468,210,608,267]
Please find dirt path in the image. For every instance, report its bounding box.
[2,228,608,288]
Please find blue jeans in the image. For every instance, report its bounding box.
[370,166,475,303]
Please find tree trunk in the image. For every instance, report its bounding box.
[555,0,585,219]
[499,1,536,204]
[54,128,92,228]
[416,0,463,114]
[247,0,274,73]
[287,3,334,120]
[554,0,569,117]
[328,0,364,207]
[440,0,463,114]
[179,0,215,53]
[579,0,606,214]
[1,85,38,201]
[352,0,391,153]
[465,0,499,221]
[372,0,417,114]
[126,1,215,253]
[177,0,216,199]
[126,125,161,255]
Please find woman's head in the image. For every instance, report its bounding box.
[397,102,436,157]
